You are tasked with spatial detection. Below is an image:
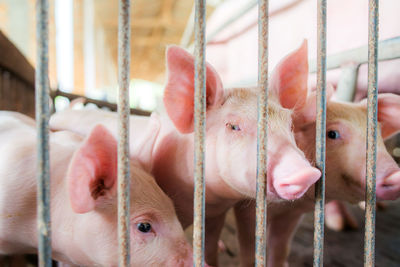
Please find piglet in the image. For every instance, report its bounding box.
[50,43,321,265]
[263,91,400,267]
[0,111,199,267]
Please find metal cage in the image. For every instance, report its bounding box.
[34,0,380,266]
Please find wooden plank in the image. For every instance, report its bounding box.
[0,30,35,88]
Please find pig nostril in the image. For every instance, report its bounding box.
[274,167,321,200]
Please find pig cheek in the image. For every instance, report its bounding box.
[131,231,161,265]
[326,124,367,200]
[326,145,366,202]
[131,230,155,246]
[167,239,193,266]
[216,131,257,196]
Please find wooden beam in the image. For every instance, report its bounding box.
[0,30,35,87]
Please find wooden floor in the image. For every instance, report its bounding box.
[185,200,400,267]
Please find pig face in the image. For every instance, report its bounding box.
[129,167,194,267]
[294,93,400,202]
[163,42,321,201]
[66,125,194,266]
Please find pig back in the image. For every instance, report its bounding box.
[0,112,38,253]
[0,112,80,254]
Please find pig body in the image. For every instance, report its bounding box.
[50,44,322,265]
[0,111,194,266]
[237,94,400,267]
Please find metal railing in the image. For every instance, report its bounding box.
[255,0,269,266]
[364,1,379,266]
[313,0,327,266]
[35,0,51,266]
[33,0,380,266]
[117,0,131,266]
[193,0,207,265]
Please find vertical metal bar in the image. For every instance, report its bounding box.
[35,0,51,266]
[117,0,131,266]
[193,0,206,266]
[313,0,327,266]
[364,0,379,266]
[335,63,360,102]
[255,0,269,266]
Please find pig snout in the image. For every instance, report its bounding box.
[272,150,321,200]
[376,170,400,200]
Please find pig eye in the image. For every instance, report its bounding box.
[137,222,152,233]
[327,130,340,139]
[226,123,241,131]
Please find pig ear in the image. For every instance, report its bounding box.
[133,113,160,172]
[67,125,118,213]
[372,94,400,139]
[163,45,224,133]
[293,84,335,125]
[270,40,309,110]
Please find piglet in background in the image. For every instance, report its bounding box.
[50,43,321,265]
[235,90,400,267]
[0,111,198,267]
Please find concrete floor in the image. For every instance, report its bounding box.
[185,200,400,267]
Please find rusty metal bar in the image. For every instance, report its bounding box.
[117,0,131,266]
[309,37,399,73]
[35,0,51,266]
[207,0,257,43]
[51,89,151,116]
[364,0,379,266]
[335,63,360,102]
[193,0,206,266]
[313,0,327,266]
[255,0,269,266]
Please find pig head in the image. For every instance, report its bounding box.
[294,92,400,202]
[163,42,320,201]
[66,125,194,267]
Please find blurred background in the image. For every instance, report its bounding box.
[0,0,221,112]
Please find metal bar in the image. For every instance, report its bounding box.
[335,63,360,102]
[187,0,257,52]
[232,37,400,88]
[206,0,257,43]
[255,0,269,266]
[117,0,131,266]
[207,0,304,47]
[309,37,399,73]
[364,0,379,266]
[313,0,327,266]
[35,0,51,266]
[193,0,206,266]
[51,88,151,116]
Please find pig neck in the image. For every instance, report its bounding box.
[151,116,243,227]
